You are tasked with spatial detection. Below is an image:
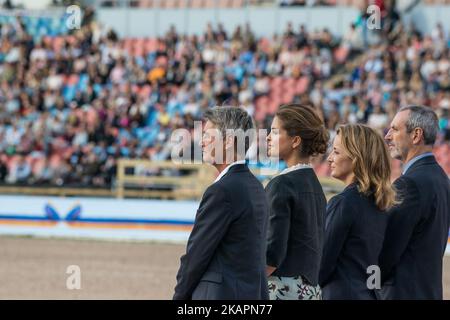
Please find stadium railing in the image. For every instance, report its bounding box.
[116,159,217,199]
[115,159,345,200]
[0,160,345,200]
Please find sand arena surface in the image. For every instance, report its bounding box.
[0,236,449,299]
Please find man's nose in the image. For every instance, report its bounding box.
[385,130,392,141]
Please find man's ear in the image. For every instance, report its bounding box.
[224,134,236,163]
[411,127,424,145]
[224,134,234,150]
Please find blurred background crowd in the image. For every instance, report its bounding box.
[0,1,449,188]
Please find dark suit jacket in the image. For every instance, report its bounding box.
[173,164,269,300]
[265,168,326,285]
[319,183,389,300]
[378,155,450,300]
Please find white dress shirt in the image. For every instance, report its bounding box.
[213,160,246,183]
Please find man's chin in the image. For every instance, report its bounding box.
[202,155,215,165]
[389,151,402,161]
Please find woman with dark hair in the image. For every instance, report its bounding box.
[319,124,397,300]
[266,104,330,300]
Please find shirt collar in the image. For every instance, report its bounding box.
[402,152,434,175]
[214,160,246,183]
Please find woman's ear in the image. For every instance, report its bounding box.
[292,136,302,150]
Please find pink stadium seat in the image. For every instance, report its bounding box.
[218,0,230,7]
[254,96,268,122]
[190,0,204,8]
[204,0,217,7]
[162,0,179,8]
[230,0,244,7]
[282,78,296,90]
[141,0,156,7]
[295,77,309,94]
[254,110,265,122]
[269,77,283,91]
[255,96,269,112]
[270,85,282,96]
[281,91,295,104]
[268,100,280,115]
[178,0,189,8]
[334,46,349,64]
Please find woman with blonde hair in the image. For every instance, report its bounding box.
[319,124,396,300]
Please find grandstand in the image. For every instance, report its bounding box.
[0,0,449,194]
[0,0,449,299]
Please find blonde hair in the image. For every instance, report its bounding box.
[337,124,397,211]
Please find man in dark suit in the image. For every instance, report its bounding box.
[379,105,450,299]
[173,106,269,300]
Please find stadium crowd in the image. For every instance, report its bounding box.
[0,6,449,188]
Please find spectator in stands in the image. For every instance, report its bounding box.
[7,155,31,184]
[0,7,448,189]
[33,157,54,185]
[0,157,8,182]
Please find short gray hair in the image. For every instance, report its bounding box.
[203,106,254,153]
[399,105,439,145]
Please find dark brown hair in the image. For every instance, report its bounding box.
[276,104,329,157]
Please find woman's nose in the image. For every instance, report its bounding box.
[327,154,333,163]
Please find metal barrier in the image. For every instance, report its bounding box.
[0,159,344,200]
[116,159,217,199]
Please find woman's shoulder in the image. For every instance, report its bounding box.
[328,184,360,211]
[330,183,379,213]
[265,173,292,192]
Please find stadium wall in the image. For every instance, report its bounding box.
[0,195,196,243]
[95,5,450,37]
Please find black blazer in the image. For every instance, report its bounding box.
[378,155,450,300]
[173,164,269,300]
[266,168,326,285]
[319,183,389,300]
